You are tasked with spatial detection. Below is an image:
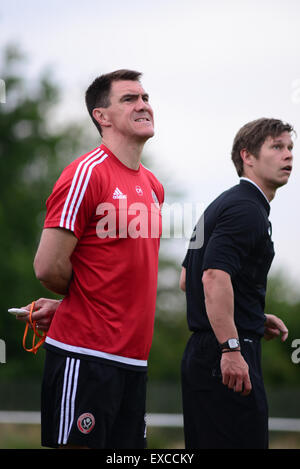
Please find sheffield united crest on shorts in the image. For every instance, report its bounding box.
[77,413,95,434]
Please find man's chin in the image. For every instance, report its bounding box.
[138,130,155,141]
[274,176,290,188]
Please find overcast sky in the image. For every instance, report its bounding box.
[2,0,300,286]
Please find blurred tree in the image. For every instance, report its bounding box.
[0,44,90,377]
[149,253,189,382]
[262,273,300,387]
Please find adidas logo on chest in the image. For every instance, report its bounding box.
[112,187,127,199]
[112,186,146,200]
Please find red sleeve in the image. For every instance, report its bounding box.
[44,161,98,239]
[152,176,164,206]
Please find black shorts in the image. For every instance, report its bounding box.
[181,331,269,449]
[41,349,147,449]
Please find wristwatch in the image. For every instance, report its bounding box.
[219,338,240,351]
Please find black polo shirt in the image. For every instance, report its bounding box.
[182,179,275,337]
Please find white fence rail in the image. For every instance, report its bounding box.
[0,411,300,432]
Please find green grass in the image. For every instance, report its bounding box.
[0,424,42,449]
[0,424,299,449]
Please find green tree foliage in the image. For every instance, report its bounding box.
[262,273,300,387]
[149,253,190,382]
[0,45,88,377]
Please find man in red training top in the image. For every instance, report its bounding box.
[29,70,164,449]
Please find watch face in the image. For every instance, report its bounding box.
[228,338,239,348]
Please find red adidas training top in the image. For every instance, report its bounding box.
[43,144,164,369]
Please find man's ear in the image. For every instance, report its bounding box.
[92,108,111,129]
[240,148,255,170]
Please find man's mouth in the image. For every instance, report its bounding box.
[134,117,150,122]
[281,165,292,172]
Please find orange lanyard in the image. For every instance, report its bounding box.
[23,301,46,354]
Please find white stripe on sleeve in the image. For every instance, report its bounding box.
[59,148,108,232]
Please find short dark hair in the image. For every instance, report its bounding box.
[231,118,295,177]
[85,69,142,136]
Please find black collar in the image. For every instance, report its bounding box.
[239,179,270,216]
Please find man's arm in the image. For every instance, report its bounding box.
[179,267,186,291]
[34,228,78,295]
[202,268,252,396]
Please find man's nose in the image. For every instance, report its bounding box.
[135,96,148,110]
[284,148,293,160]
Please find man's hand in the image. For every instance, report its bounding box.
[16,298,61,332]
[220,351,252,396]
[264,314,288,342]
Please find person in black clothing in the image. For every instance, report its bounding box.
[180,118,294,449]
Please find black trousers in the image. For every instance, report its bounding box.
[181,331,269,449]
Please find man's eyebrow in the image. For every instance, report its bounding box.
[120,93,149,101]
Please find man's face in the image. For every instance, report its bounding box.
[252,132,294,189]
[103,80,154,141]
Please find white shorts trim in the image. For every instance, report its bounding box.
[58,357,80,445]
[45,336,148,367]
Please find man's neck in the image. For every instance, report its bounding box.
[240,175,276,202]
[101,136,146,170]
